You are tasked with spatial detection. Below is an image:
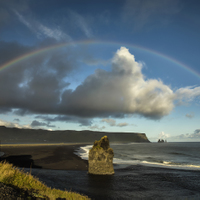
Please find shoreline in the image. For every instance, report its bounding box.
[0,143,89,170]
[0,142,90,147]
[1,143,200,172]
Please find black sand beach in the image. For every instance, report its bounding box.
[1,144,200,200]
[0,144,88,170]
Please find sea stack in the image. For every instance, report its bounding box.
[88,136,114,175]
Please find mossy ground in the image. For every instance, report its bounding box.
[0,161,90,200]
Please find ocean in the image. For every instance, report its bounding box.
[18,142,200,200]
[1,142,200,199]
[76,142,200,170]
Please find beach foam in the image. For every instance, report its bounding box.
[76,144,200,171]
[141,160,200,170]
[74,145,92,160]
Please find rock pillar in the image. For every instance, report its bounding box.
[88,136,114,175]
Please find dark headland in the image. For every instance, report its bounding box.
[0,126,150,144]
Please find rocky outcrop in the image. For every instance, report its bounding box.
[88,136,114,175]
[158,139,167,143]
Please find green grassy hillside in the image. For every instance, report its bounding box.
[0,161,90,199]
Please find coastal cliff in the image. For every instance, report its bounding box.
[0,126,150,144]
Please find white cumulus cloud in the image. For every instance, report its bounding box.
[117,122,128,127]
[88,124,105,130]
[101,118,116,126]
[158,131,170,140]
[0,119,31,129]
[175,86,200,104]
[61,47,178,119]
[101,118,129,127]
[61,46,200,119]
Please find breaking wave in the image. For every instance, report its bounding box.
[75,143,200,171]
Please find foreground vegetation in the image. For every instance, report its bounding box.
[0,161,90,200]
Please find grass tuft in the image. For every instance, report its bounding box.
[0,161,90,200]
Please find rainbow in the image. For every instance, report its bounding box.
[0,39,93,72]
[0,39,200,79]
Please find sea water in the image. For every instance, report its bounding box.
[75,142,200,170]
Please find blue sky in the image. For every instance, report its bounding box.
[0,0,200,142]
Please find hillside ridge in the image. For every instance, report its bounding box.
[0,126,150,144]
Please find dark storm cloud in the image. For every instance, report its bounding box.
[31,120,46,127]
[0,40,78,117]
[31,120,56,128]
[0,41,33,66]
[13,109,31,116]
[0,44,31,111]
[0,107,12,114]
[35,115,92,126]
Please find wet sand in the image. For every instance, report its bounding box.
[1,144,200,200]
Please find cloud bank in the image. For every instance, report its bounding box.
[173,129,200,141]
[0,119,30,129]
[101,118,128,127]
[0,44,200,126]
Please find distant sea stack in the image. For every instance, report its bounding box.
[0,126,150,144]
[88,136,114,175]
[158,139,167,143]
